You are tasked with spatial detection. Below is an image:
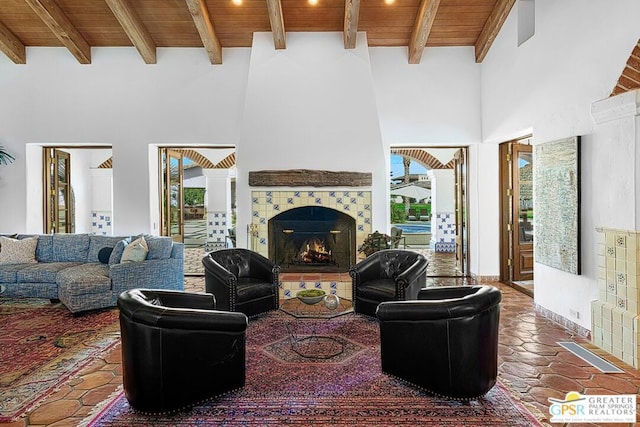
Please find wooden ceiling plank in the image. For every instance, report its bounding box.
[23,0,92,64]
[184,0,222,64]
[408,0,441,64]
[0,21,26,64]
[104,0,157,64]
[474,0,515,63]
[343,0,361,49]
[266,0,286,49]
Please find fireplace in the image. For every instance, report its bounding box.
[269,206,356,272]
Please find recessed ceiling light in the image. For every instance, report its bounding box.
[308,0,318,5]
[232,0,242,5]
[384,0,395,4]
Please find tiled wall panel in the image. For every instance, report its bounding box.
[593,227,639,368]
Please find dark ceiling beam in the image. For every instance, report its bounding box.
[23,0,91,64]
[185,0,222,64]
[104,0,157,64]
[475,0,516,63]
[343,0,361,49]
[408,0,441,64]
[0,21,26,64]
[266,0,286,49]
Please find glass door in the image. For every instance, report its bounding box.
[512,144,534,281]
[160,149,184,242]
[43,148,73,234]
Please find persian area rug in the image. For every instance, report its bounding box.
[0,298,119,422]
[84,311,543,427]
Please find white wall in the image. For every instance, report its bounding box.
[481,0,640,329]
[236,32,387,245]
[0,47,251,234]
[370,46,482,146]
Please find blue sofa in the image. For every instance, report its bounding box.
[0,233,184,313]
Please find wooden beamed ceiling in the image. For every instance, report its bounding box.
[0,0,512,65]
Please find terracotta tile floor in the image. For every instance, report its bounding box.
[4,250,640,426]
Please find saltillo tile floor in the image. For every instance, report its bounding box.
[4,251,640,427]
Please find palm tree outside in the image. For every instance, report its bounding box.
[0,146,15,165]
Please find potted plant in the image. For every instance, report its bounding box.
[0,146,15,165]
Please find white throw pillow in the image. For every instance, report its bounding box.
[120,236,149,263]
[0,236,38,265]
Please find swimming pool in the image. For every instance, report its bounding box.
[392,223,431,234]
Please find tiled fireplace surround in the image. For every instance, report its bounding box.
[250,190,372,300]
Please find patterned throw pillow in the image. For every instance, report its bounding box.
[120,236,149,263]
[0,236,38,265]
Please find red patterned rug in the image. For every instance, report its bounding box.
[84,311,543,426]
[0,298,119,422]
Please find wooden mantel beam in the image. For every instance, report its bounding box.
[104,0,157,64]
[408,0,441,64]
[343,0,361,49]
[0,21,26,64]
[475,0,515,63]
[266,0,286,49]
[185,0,222,64]
[23,0,91,64]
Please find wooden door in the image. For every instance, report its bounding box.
[454,148,469,275]
[44,148,73,234]
[512,144,534,280]
[160,149,184,242]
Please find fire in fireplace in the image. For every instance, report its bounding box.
[269,206,356,272]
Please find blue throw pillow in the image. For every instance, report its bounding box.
[98,247,113,264]
[87,235,123,263]
[109,239,130,265]
[141,235,173,260]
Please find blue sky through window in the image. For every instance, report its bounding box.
[390,154,427,179]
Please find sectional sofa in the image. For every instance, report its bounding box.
[0,233,184,314]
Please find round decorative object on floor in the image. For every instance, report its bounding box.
[324,294,340,310]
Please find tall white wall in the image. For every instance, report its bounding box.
[236,32,387,246]
[369,46,481,145]
[0,47,251,234]
[481,0,640,329]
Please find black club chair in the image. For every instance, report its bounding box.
[118,288,248,414]
[348,249,428,317]
[202,249,280,318]
[376,285,502,399]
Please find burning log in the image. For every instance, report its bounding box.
[299,238,334,264]
[303,249,332,263]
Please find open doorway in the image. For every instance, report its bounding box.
[499,137,534,296]
[158,147,236,275]
[390,147,470,279]
[42,146,112,235]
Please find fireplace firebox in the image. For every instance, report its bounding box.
[269,206,356,272]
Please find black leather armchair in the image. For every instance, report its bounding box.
[376,285,502,399]
[118,289,248,414]
[348,249,427,317]
[202,249,280,318]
